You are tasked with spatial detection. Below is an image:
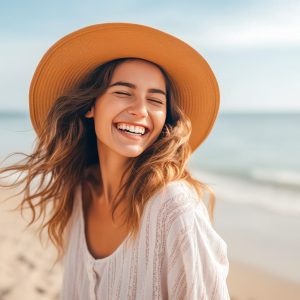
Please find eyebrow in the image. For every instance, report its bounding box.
[108,81,167,96]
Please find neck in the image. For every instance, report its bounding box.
[95,142,132,207]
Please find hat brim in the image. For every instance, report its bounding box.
[29,22,220,152]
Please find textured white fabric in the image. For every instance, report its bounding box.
[60,179,230,300]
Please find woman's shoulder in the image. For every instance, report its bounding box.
[155,179,200,208]
[145,179,202,226]
[150,179,213,232]
[163,181,228,255]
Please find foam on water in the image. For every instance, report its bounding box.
[192,169,300,217]
[250,168,300,189]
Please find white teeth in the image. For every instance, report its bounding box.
[116,123,146,134]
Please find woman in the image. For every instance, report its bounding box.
[0,23,230,299]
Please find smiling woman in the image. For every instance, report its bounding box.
[0,22,230,299]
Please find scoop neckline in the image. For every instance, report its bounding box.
[78,182,131,264]
[78,179,189,264]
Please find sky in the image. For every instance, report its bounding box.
[0,0,299,112]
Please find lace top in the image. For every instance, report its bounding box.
[60,179,230,300]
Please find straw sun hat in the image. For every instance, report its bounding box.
[29,22,220,152]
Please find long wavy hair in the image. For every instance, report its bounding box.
[0,57,216,263]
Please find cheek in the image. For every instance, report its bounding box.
[92,112,110,137]
[154,110,167,129]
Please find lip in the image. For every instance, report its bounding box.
[113,123,150,141]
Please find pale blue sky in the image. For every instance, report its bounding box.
[1,0,299,112]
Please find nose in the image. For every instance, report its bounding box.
[127,97,148,118]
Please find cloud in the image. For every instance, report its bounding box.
[181,1,300,50]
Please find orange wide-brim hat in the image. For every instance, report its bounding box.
[29,22,220,152]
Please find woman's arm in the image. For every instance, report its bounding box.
[166,199,230,300]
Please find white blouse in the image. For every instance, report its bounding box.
[60,179,230,300]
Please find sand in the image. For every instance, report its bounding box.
[0,186,62,300]
[1,186,300,300]
[227,260,300,300]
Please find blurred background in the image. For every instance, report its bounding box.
[0,0,300,299]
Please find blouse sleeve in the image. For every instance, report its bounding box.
[165,199,230,300]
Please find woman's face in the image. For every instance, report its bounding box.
[85,59,167,158]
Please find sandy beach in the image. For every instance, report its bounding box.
[227,260,300,300]
[1,186,300,300]
[0,186,63,300]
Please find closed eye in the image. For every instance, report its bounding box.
[150,99,164,104]
[114,92,164,104]
[115,92,130,96]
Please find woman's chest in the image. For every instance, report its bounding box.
[83,195,130,260]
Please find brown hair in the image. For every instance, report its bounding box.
[0,57,216,263]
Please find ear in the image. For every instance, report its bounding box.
[85,106,94,118]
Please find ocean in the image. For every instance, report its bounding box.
[189,112,300,218]
[1,110,300,282]
[190,112,300,190]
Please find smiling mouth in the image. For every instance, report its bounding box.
[113,123,150,135]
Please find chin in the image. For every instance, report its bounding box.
[115,148,145,158]
[118,147,146,158]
